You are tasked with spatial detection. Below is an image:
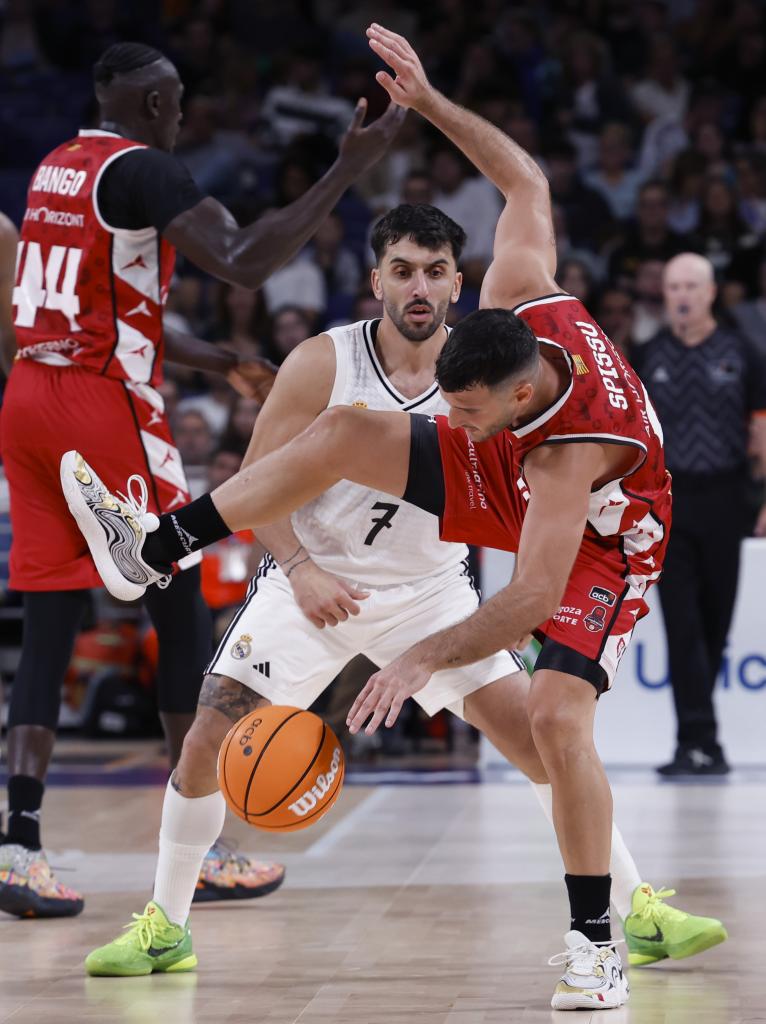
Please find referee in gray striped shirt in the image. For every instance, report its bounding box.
[633,253,766,776]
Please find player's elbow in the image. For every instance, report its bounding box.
[501,164,549,202]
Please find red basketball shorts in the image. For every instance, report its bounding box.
[0,360,192,590]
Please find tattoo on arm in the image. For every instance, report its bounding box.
[198,674,267,724]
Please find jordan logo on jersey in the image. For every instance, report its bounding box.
[122,254,148,271]
[125,300,151,318]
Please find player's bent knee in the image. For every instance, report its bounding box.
[527,698,584,749]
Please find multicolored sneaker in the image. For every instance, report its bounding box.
[85,901,197,977]
[193,840,286,903]
[549,931,629,1010]
[60,450,170,602]
[624,883,728,965]
[0,843,84,918]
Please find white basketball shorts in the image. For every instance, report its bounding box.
[206,555,524,718]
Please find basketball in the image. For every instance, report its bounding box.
[217,706,345,832]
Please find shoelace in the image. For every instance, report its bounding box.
[633,886,686,922]
[548,938,625,970]
[119,909,157,951]
[115,474,171,589]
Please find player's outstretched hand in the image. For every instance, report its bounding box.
[366,23,434,111]
[347,650,431,735]
[337,97,406,177]
[227,356,278,403]
[289,559,369,629]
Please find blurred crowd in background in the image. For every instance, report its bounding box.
[2,0,766,756]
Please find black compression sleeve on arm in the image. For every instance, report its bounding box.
[96,148,205,233]
[402,414,446,518]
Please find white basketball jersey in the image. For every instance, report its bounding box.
[291,319,468,585]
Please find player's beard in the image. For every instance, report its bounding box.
[384,296,450,342]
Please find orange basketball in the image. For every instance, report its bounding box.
[217,706,345,832]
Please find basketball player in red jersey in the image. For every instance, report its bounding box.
[0,41,402,919]
[64,29,724,1008]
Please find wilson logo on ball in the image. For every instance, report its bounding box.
[288,747,343,818]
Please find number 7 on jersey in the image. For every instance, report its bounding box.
[364,502,399,545]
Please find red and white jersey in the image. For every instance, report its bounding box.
[438,293,672,599]
[12,130,175,387]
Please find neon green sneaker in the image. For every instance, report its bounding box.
[85,901,197,977]
[624,883,728,966]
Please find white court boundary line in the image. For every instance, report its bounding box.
[305,787,391,858]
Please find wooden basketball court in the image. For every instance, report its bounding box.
[0,741,761,1023]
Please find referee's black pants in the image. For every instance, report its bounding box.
[657,470,746,755]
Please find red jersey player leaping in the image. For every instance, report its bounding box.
[62,27,727,1009]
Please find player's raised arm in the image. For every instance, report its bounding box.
[164,100,405,290]
[367,23,556,308]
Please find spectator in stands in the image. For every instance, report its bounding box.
[692,176,763,294]
[630,33,690,124]
[357,112,427,212]
[732,256,766,354]
[546,141,615,251]
[219,397,261,456]
[548,30,634,168]
[177,372,234,440]
[734,152,766,237]
[200,447,264,636]
[261,44,355,148]
[306,213,362,297]
[214,283,269,359]
[556,257,596,308]
[597,286,636,359]
[430,142,503,285]
[173,409,216,489]
[262,250,327,321]
[632,252,766,776]
[269,306,314,363]
[608,180,688,286]
[632,258,667,344]
[667,150,707,234]
[401,170,434,206]
[174,94,253,201]
[584,122,644,221]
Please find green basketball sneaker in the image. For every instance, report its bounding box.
[624,883,728,966]
[85,901,197,977]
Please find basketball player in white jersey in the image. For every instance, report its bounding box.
[83,204,725,982]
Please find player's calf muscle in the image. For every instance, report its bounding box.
[198,674,269,723]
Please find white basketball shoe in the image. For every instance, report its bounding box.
[549,931,629,1010]
[60,450,170,602]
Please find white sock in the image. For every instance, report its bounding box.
[153,779,227,927]
[530,782,641,921]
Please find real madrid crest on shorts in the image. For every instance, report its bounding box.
[231,634,253,660]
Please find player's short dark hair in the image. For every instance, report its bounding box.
[371,204,466,264]
[435,308,539,392]
[94,42,166,85]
